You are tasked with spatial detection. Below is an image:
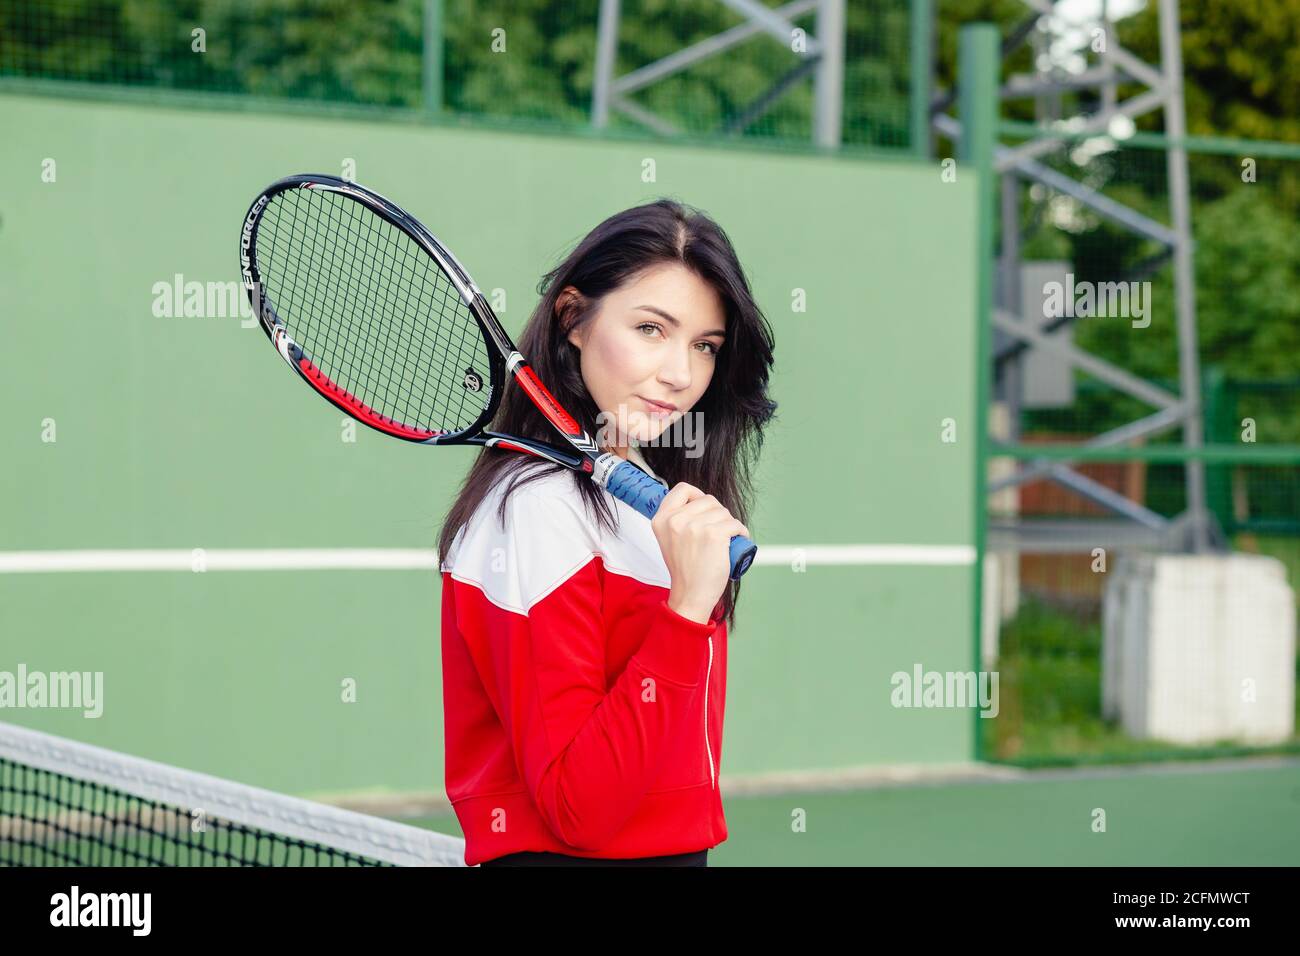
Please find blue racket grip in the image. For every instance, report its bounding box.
[604,459,757,580]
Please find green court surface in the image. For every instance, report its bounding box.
[410,758,1300,865]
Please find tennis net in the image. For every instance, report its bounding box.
[0,721,465,867]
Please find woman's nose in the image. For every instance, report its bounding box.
[657,347,693,390]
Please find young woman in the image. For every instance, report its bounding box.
[437,198,776,867]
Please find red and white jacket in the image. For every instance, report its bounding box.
[439,449,728,866]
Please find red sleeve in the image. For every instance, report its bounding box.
[447,487,719,850]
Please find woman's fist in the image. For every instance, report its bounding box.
[651,482,749,624]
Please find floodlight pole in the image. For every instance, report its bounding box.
[1158,0,1208,550]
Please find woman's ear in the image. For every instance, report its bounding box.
[557,286,585,350]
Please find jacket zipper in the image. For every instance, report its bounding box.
[704,635,716,789]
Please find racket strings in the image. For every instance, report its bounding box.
[298,190,481,430]
[254,186,494,436]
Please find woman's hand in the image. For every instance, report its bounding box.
[651,482,750,624]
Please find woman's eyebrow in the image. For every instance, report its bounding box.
[634,305,726,338]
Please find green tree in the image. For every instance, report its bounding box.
[1119,0,1300,144]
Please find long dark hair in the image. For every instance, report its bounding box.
[437,198,776,627]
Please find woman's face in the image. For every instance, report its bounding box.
[564,263,727,453]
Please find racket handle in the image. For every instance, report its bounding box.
[603,459,758,580]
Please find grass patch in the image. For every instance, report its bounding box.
[983,593,1300,768]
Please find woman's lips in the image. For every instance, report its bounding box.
[638,396,677,415]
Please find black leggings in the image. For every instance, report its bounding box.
[481,849,708,867]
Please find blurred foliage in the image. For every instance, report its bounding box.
[0,0,914,148]
[1120,0,1300,145]
[0,0,424,104]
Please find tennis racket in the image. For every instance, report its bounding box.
[239,174,757,579]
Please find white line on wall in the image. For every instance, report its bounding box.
[0,545,977,574]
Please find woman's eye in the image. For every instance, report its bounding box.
[637,323,661,337]
[696,341,719,356]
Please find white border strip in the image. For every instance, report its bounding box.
[0,545,976,574]
[757,545,977,566]
[0,721,466,867]
[0,550,439,573]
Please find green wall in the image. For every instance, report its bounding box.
[0,93,980,798]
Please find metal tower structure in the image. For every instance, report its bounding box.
[934,0,1210,557]
[590,0,846,148]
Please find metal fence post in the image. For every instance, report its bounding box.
[959,22,999,763]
